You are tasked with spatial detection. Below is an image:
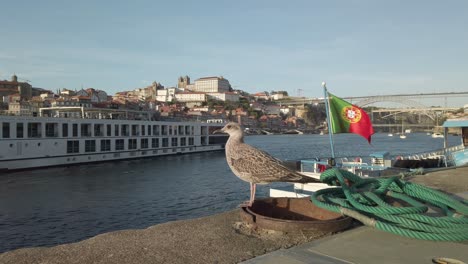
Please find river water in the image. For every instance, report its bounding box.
[0,133,460,253]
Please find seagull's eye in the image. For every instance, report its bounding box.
[226,125,232,129]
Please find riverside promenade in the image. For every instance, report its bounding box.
[1,167,467,264]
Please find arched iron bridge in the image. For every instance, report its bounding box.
[281,92,468,120]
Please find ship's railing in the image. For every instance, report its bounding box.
[300,158,389,176]
[443,144,466,167]
[397,144,464,165]
[0,108,229,123]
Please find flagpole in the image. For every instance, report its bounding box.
[322,82,336,160]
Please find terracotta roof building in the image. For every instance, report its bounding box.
[0,74,32,100]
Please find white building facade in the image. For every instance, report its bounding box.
[175,92,206,103]
[191,77,231,93]
[207,92,239,102]
[156,88,179,102]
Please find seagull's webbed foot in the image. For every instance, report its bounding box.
[239,201,251,207]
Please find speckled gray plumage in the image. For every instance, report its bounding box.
[220,122,320,185]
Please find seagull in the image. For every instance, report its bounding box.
[214,122,321,207]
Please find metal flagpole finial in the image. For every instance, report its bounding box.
[321,81,327,88]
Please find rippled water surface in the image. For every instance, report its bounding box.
[0,133,460,252]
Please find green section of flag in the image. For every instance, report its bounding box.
[328,93,351,133]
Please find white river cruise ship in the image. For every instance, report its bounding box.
[0,107,228,171]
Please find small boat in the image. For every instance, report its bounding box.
[399,120,406,139]
[270,152,409,198]
[431,132,444,138]
[283,129,303,135]
[388,133,393,137]
[260,130,273,135]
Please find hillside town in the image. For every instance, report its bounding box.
[0,74,323,133]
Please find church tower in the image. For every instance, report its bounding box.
[177,75,190,89]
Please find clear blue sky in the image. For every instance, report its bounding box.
[1,0,467,103]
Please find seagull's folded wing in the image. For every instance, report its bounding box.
[230,145,318,183]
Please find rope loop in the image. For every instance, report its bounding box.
[311,168,468,241]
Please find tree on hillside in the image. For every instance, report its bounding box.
[305,104,327,126]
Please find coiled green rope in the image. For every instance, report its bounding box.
[310,168,468,241]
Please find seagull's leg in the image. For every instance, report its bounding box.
[249,183,256,207]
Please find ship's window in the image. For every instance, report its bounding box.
[17,123,24,138]
[141,138,148,149]
[62,123,68,137]
[147,125,151,135]
[66,140,79,153]
[185,126,190,135]
[189,137,194,145]
[180,137,186,146]
[28,123,42,138]
[94,124,104,137]
[72,124,78,137]
[153,125,160,136]
[121,125,129,136]
[81,124,91,137]
[179,126,184,135]
[2,122,10,138]
[173,125,178,135]
[131,125,139,136]
[115,139,124,150]
[152,138,159,148]
[106,124,111,136]
[161,125,167,136]
[141,125,145,136]
[45,123,58,137]
[85,140,96,152]
[171,138,178,147]
[191,126,194,135]
[169,126,173,135]
[201,137,207,145]
[128,139,137,149]
[100,139,111,151]
[114,125,119,136]
[162,138,169,147]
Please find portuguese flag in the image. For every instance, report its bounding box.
[328,92,374,143]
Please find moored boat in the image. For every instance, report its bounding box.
[270,152,406,198]
[283,129,303,135]
[0,109,228,172]
[441,118,468,166]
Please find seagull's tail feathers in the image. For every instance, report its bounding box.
[295,172,322,183]
[279,161,321,183]
[282,171,321,183]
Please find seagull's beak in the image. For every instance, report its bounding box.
[213,128,225,134]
